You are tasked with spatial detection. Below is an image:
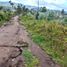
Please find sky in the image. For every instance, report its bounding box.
[0,0,67,11]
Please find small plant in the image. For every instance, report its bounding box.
[23,49,40,67]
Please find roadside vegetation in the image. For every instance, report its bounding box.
[0,6,14,26]
[20,12,67,67]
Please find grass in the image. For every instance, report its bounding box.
[20,15,67,67]
[0,11,14,26]
[23,49,40,67]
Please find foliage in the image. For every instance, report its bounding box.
[64,18,67,22]
[0,10,14,26]
[9,0,14,7]
[47,12,55,20]
[61,9,64,15]
[0,6,3,10]
[40,7,47,12]
[22,6,29,16]
[16,4,22,14]
[35,12,39,20]
[20,15,67,67]
[15,5,28,16]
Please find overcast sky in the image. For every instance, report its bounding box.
[0,0,67,11]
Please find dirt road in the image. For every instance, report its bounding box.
[0,16,60,67]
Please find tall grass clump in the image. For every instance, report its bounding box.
[0,11,14,26]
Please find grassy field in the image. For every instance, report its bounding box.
[20,15,67,67]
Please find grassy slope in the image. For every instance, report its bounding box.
[20,15,67,67]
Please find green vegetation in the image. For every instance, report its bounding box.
[15,4,29,15]
[20,15,67,67]
[40,7,47,12]
[0,9,14,26]
[23,49,40,67]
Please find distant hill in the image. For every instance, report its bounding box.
[0,1,21,11]
[0,1,18,7]
[0,2,10,6]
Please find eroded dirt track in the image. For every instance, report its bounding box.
[0,16,60,67]
[0,16,25,67]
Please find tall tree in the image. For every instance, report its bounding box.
[36,0,39,20]
[16,4,22,14]
[9,0,14,8]
[41,7,47,12]
[61,9,64,15]
[0,6,3,10]
[22,6,29,15]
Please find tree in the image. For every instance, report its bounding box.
[0,6,3,10]
[9,0,14,8]
[16,4,22,14]
[36,12,39,20]
[41,7,47,12]
[61,9,64,15]
[47,12,55,20]
[22,6,28,15]
[15,4,29,15]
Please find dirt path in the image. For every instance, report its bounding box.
[0,16,60,67]
[0,16,25,67]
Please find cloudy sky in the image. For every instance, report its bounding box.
[0,0,67,10]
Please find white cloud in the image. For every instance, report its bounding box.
[46,4,61,10]
[11,0,20,3]
[11,0,67,6]
[11,0,37,6]
[44,0,66,4]
[22,0,37,6]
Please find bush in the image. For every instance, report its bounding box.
[64,18,67,22]
[47,12,55,21]
[0,11,13,26]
